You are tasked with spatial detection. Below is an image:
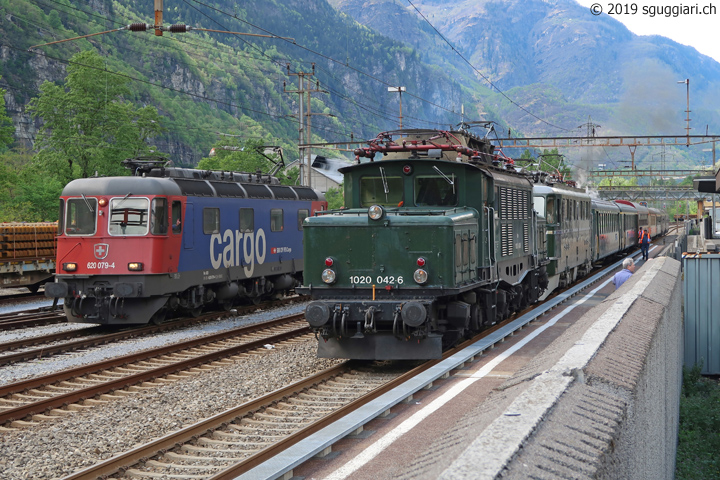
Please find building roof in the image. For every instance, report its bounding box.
[286,155,349,184]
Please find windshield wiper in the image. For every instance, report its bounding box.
[379,166,389,200]
[433,166,455,193]
[115,192,133,208]
[81,194,95,213]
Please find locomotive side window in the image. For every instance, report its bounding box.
[271,209,284,232]
[171,201,182,233]
[298,209,309,230]
[203,208,220,234]
[66,197,97,235]
[151,198,168,235]
[239,208,254,232]
[109,197,149,236]
[360,176,403,207]
[415,176,457,207]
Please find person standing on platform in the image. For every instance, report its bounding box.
[639,228,651,261]
[613,257,635,289]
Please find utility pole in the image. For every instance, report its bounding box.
[285,64,327,188]
[678,78,691,146]
[388,86,406,129]
[154,0,163,36]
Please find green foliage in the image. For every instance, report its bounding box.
[197,137,279,174]
[325,185,345,210]
[676,363,720,479]
[280,167,300,186]
[28,50,164,182]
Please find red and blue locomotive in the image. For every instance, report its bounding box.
[45,159,327,324]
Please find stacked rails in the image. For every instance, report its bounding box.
[0,223,57,259]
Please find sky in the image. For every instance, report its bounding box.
[575,0,720,64]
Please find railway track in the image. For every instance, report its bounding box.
[0,297,305,364]
[0,313,310,429]
[61,361,413,480]
[0,306,65,330]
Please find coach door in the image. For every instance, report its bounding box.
[184,203,194,249]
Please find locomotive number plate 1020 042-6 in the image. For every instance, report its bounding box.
[349,275,404,285]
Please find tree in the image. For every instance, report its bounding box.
[28,50,164,182]
[0,84,14,151]
[324,185,344,209]
[197,137,280,174]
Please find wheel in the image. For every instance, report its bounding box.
[190,307,203,318]
[150,309,166,325]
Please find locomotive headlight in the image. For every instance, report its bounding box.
[368,205,384,220]
[413,268,428,284]
[63,262,77,272]
[128,262,144,271]
[321,268,336,284]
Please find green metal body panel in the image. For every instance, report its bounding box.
[303,208,478,292]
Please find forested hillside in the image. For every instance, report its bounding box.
[3,0,720,222]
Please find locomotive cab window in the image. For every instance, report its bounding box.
[298,209,309,230]
[239,208,254,232]
[66,197,98,235]
[203,208,220,234]
[151,198,168,235]
[271,209,284,232]
[415,176,457,207]
[171,201,182,233]
[360,175,403,207]
[108,197,148,236]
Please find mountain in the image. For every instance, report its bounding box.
[2,0,720,170]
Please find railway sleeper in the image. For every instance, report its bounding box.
[196,437,270,448]
[180,444,256,455]
[145,460,225,471]
[212,430,287,441]
[163,451,246,464]
[125,468,208,479]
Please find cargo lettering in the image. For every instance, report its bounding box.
[210,229,266,276]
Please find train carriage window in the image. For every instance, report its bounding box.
[533,197,546,218]
[546,198,555,223]
[271,209,284,232]
[297,209,309,230]
[360,175,403,207]
[239,208,254,232]
[415,176,457,207]
[151,198,168,235]
[171,201,182,233]
[66,197,98,235]
[108,197,148,236]
[203,208,220,234]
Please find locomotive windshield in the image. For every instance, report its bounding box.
[65,197,97,235]
[415,176,457,207]
[360,175,403,206]
[109,197,150,235]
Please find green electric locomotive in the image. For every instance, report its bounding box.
[298,129,550,360]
